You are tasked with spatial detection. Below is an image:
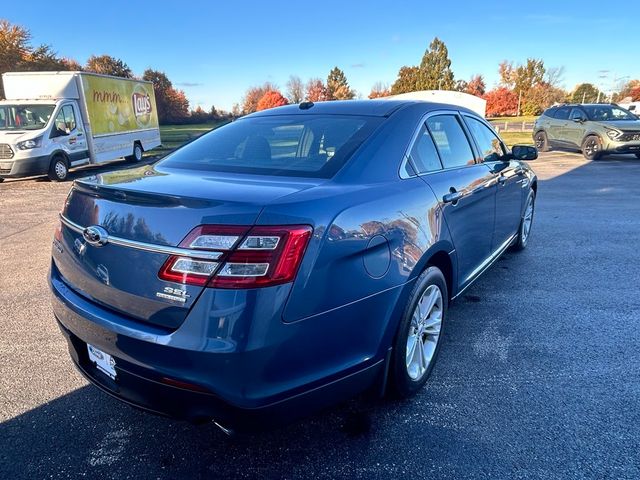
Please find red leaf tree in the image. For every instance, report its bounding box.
[484,87,518,117]
[256,90,289,111]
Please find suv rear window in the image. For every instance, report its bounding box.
[159,114,383,178]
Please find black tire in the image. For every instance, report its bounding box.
[0,177,4,183]
[582,135,603,160]
[126,142,143,162]
[534,131,550,152]
[48,155,69,182]
[511,190,535,251]
[390,266,448,398]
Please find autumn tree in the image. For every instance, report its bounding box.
[630,85,640,101]
[241,82,277,114]
[142,69,189,123]
[286,75,304,103]
[571,83,601,103]
[498,60,516,89]
[484,87,518,117]
[85,54,133,78]
[521,83,565,115]
[514,58,545,97]
[22,45,71,71]
[416,37,455,91]
[0,20,30,96]
[614,79,640,101]
[326,67,355,100]
[305,78,328,102]
[368,82,391,99]
[256,90,289,111]
[466,75,486,97]
[390,66,419,94]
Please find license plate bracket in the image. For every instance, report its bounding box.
[87,344,117,380]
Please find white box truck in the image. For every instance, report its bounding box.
[0,71,161,182]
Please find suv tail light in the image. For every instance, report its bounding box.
[158,225,312,288]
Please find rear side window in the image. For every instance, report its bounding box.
[409,125,442,173]
[426,115,475,169]
[465,116,506,162]
[159,114,383,178]
[555,107,570,120]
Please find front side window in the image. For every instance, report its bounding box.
[409,125,442,173]
[62,105,76,132]
[569,108,586,121]
[465,116,506,162]
[159,114,383,178]
[426,115,475,169]
[555,107,570,120]
[53,110,68,134]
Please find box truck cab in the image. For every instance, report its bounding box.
[0,71,161,182]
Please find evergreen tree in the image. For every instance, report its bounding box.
[326,67,355,100]
[416,37,455,90]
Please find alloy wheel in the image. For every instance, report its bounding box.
[522,195,534,245]
[406,284,443,381]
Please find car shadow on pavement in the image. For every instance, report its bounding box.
[0,384,496,479]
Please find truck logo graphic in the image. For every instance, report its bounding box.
[132,92,152,117]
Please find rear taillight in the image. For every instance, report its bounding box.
[158,225,312,288]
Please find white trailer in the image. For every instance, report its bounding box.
[384,90,487,117]
[0,71,161,181]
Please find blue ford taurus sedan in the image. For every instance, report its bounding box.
[50,99,537,432]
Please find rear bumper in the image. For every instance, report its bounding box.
[0,154,50,178]
[50,263,402,430]
[56,318,383,432]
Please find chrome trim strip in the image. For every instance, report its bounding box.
[452,233,517,300]
[59,214,222,260]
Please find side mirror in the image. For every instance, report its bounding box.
[511,145,538,161]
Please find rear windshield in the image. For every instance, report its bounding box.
[159,114,383,178]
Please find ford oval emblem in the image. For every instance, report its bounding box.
[82,226,109,247]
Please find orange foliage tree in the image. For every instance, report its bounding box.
[484,87,518,117]
[256,90,289,111]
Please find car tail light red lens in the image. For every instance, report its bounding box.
[158,225,312,288]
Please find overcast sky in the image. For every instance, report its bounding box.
[4,0,638,111]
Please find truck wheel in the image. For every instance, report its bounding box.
[582,135,603,161]
[0,178,4,183]
[127,143,143,162]
[48,155,69,182]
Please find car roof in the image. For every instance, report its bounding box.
[246,99,479,118]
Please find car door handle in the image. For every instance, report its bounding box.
[497,175,506,186]
[442,190,464,204]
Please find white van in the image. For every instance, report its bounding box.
[0,71,161,182]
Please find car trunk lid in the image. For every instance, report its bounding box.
[52,164,319,329]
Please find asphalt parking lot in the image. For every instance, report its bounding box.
[1,151,639,479]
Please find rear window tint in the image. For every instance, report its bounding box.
[159,114,383,178]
